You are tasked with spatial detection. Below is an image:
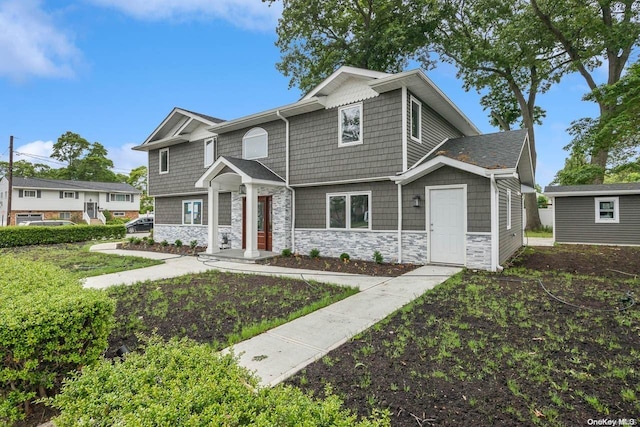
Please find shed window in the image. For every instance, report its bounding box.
[159,148,169,174]
[595,197,619,223]
[243,128,268,160]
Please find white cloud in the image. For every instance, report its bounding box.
[0,0,80,81]
[13,140,57,164]
[86,0,282,31]
[110,143,147,174]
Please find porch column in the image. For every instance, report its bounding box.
[244,182,260,258]
[207,183,220,254]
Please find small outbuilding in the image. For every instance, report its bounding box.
[544,183,640,246]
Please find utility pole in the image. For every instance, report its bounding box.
[7,135,13,226]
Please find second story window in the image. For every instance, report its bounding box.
[204,137,217,167]
[410,96,422,142]
[243,128,268,160]
[159,148,169,174]
[23,190,37,198]
[63,191,75,199]
[339,103,363,146]
[110,194,132,202]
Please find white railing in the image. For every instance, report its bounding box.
[97,211,106,225]
[82,212,91,225]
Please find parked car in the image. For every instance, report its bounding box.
[126,217,154,233]
[19,220,76,226]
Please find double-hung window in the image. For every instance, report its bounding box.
[204,137,217,167]
[327,192,371,230]
[159,148,169,174]
[410,96,422,142]
[183,200,203,225]
[338,103,363,146]
[595,197,619,223]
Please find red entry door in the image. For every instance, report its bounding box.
[242,195,272,251]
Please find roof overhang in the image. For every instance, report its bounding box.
[207,97,327,134]
[132,135,188,152]
[302,66,390,99]
[515,133,535,188]
[392,155,517,185]
[195,157,285,190]
[369,70,481,137]
[545,189,640,197]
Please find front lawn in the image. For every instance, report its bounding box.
[0,242,162,279]
[105,271,359,357]
[287,246,640,426]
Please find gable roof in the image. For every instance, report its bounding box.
[195,156,284,190]
[545,182,640,197]
[423,129,528,170]
[11,177,141,193]
[208,66,480,136]
[133,107,224,151]
[394,129,534,187]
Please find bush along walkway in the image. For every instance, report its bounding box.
[88,242,461,386]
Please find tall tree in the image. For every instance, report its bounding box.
[127,165,153,213]
[51,131,91,167]
[268,0,429,92]
[423,0,564,229]
[0,160,54,178]
[529,0,640,183]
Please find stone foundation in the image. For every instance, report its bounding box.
[466,233,492,270]
[401,232,428,264]
[154,224,231,249]
[294,229,399,262]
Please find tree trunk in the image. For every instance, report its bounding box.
[524,192,541,231]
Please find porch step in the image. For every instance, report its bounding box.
[90,219,103,225]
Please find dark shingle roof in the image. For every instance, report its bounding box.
[222,157,284,182]
[12,177,141,193]
[423,129,528,169]
[180,108,225,124]
[545,182,640,194]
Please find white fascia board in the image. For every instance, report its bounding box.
[245,178,286,187]
[132,135,189,151]
[195,158,244,188]
[394,156,488,184]
[544,189,640,197]
[207,98,326,134]
[516,132,535,186]
[407,137,451,171]
[140,107,219,147]
[303,66,390,100]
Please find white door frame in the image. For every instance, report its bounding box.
[426,184,467,265]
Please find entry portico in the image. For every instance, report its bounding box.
[195,156,286,258]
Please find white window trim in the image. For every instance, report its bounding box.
[595,197,619,223]
[242,128,268,160]
[410,96,422,143]
[110,194,131,202]
[326,191,372,230]
[23,190,37,198]
[113,212,125,217]
[506,189,512,230]
[182,199,203,226]
[338,103,363,147]
[159,148,169,174]
[63,191,75,199]
[204,137,216,167]
[59,212,71,219]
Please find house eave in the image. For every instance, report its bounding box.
[545,189,640,197]
[132,135,189,152]
[392,156,517,185]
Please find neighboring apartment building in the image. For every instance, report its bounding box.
[134,67,535,271]
[0,176,141,226]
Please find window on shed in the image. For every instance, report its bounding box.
[410,97,422,142]
[595,197,619,223]
[159,148,169,174]
[242,128,268,160]
[204,137,217,167]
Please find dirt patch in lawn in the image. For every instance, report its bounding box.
[286,247,640,426]
[511,244,640,278]
[258,255,421,277]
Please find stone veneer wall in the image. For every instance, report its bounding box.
[294,229,398,262]
[230,186,292,253]
[154,224,231,249]
[466,233,492,270]
[401,232,427,264]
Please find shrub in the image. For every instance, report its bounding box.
[0,224,126,248]
[373,250,384,264]
[281,248,292,257]
[189,240,198,249]
[174,239,183,248]
[48,337,388,427]
[309,248,320,259]
[340,252,350,262]
[160,240,169,247]
[0,256,114,424]
[147,238,155,245]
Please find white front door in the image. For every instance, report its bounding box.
[429,187,465,265]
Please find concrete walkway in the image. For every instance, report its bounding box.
[525,237,554,247]
[88,242,460,386]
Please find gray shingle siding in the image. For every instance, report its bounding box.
[401,166,490,232]
[295,181,398,230]
[216,120,286,178]
[149,140,210,196]
[498,178,523,263]
[406,91,463,168]
[554,195,640,245]
[289,90,403,184]
[154,193,231,225]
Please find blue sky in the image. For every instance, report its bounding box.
[0,0,618,187]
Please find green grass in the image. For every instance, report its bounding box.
[525,226,553,238]
[0,241,162,279]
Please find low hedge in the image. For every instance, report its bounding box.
[49,337,389,427]
[0,256,115,423]
[0,224,125,248]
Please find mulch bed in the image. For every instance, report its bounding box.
[117,241,206,256]
[258,255,421,277]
